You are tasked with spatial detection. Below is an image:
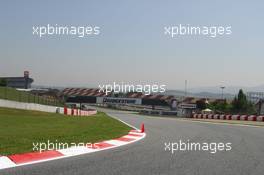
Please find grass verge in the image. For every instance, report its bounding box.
[0,87,62,106]
[0,107,131,156]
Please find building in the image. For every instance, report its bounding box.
[255,99,264,115]
[0,71,34,89]
[247,92,264,103]
[61,88,174,107]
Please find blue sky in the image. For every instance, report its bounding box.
[0,0,263,90]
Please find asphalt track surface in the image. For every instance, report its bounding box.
[2,108,264,175]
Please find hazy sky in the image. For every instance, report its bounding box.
[0,0,263,90]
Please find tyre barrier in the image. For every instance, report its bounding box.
[240,115,248,121]
[213,114,219,120]
[220,114,225,120]
[192,114,264,122]
[226,115,232,120]
[248,115,257,121]
[63,106,97,116]
[208,114,213,119]
[257,116,264,121]
[231,115,240,120]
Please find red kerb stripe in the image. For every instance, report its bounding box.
[8,150,63,165]
[89,142,115,149]
[115,137,135,142]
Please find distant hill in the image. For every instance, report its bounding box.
[189,85,264,95]
[162,85,264,99]
[162,90,234,99]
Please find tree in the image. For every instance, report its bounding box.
[0,78,7,87]
[208,100,231,113]
[231,89,256,114]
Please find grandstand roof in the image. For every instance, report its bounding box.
[61,88,175,101]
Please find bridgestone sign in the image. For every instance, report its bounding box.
[178,103,197,109]
[96,97,142,105]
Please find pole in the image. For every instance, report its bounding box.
[185,80,187,97]
[258,99,263,116]
[220,86,225,100]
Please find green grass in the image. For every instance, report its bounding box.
[0,107,131,155]
[0,87,63,106]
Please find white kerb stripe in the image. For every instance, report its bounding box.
[129,132,144,136]
[58,146,96,156]
[0,156,17,169]
[104,140,128,146]
[123,135,140,139]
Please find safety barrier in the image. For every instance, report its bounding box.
[219,114,225,120]
[257,116,264,121]
[0,99,63,113]
[0,99,97,116]
[240,115,248,121]
[248,115,257,121]
[192,114,263,122]
[213,114,219,119]
[208,114,213,119]
[63,106,97,116]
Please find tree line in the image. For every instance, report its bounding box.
[197,89,256,115]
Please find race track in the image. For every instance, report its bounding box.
[2,109,264,175]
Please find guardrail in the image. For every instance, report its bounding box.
[0,99,97,116]
[0,99,63,113]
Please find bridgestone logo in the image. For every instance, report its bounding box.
[96,97,142,105]
[103,98,136,104]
